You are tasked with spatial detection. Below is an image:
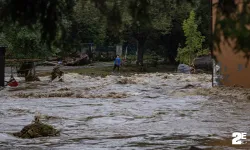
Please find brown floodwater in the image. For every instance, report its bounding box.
[0,72,250,150]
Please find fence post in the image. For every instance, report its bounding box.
[0,46,6,87]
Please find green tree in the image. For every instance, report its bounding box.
[124,0,174,65]
[73,0,107,45]
[158,0,193,63]
[195,0,210,50]
[176,10,206,65]
[0,0,75,45]
[54,0,107,57]
[0,0,198,64]
[0,24,51,59]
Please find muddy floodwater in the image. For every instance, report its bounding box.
[1,72,250,150]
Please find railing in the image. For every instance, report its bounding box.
[6,59,43,77]
[6,59,42,63]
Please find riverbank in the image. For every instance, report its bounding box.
[5,62,178,77]
[16,64,179,77]
[65,64,178,77]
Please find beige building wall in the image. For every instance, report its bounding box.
[212,0,250,88]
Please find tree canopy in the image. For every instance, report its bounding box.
[0,0,212,64]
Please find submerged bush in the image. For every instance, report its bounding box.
[13,116,60,139]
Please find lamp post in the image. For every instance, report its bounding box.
[0,46,6,87]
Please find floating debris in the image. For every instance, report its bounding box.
[25,75,40,82]
[162,75,168,79]
[180,84,195,89]
[189,146,203,150]
[76,92,128,99]
[51,66,64,82]
[57,87,70,91]
[13,116,60,139]
[117,77,136,84]
[14,91,74,98]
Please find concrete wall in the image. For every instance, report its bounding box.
[212,0,250,88]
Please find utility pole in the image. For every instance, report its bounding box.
[0,46,6,87]
[210,0,214,87]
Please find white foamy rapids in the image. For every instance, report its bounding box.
[1,72,212,98]
[4,75,23,82]
[0,133,17,142]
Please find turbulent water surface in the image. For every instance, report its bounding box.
[1,72,250,150]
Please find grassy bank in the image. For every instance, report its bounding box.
[44,64,178,77]
[35,63,211,78]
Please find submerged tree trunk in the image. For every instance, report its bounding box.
[17,62,40,82]
[135,32,148,66]
[136,45,144,66]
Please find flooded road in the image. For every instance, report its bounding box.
[1,73,250,150]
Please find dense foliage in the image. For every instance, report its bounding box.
[0,24,51,59]
[0,0,213,64]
